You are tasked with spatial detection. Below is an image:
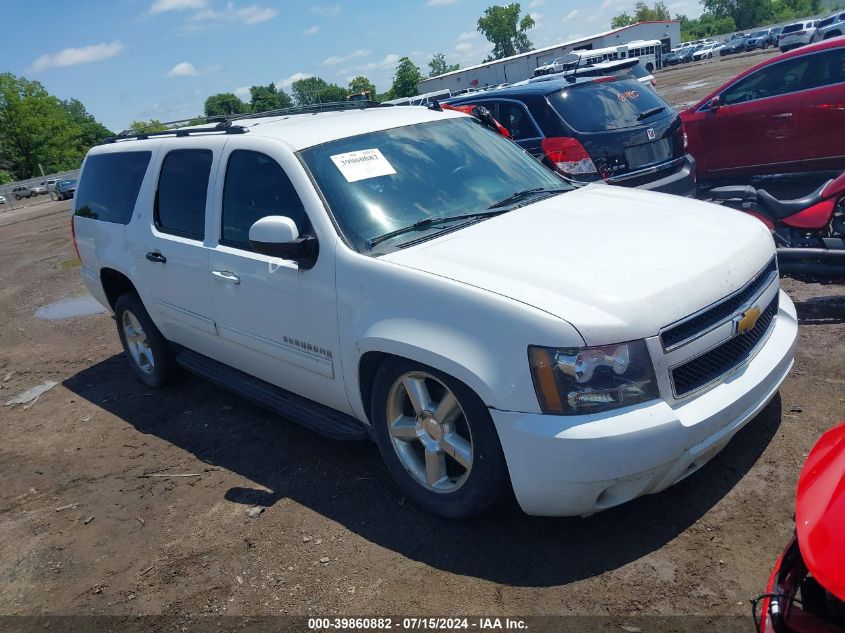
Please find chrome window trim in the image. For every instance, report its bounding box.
[659,257,778,352]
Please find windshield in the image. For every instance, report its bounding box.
[299,118,569,253]
[548,78,671,132]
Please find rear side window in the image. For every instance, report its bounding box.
[782,23,803,33]
[155,149,212,239]
[221,150,308,249]
[496,102,541,140]
[75,151,151,224]
[548,79,670,132]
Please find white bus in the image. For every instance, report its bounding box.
[533,39,664,77]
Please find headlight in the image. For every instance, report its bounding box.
[528,340,659,415]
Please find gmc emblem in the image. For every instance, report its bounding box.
[647,128,656,140]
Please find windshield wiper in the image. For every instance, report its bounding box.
[637,106,665,121]
[368,210,509,248]
[487,186,569,209]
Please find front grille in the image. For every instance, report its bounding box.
[671,295,778,397]
[661,258,777,350]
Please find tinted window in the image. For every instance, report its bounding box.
[222,150,308,248]
[722,56,814,105]
[299,118,568,252]
[75,151,151,224]
[548,79,671,132]
[782,23,802,33]
[496,102,540,139]
[155,149,212,239]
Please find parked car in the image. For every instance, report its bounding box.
[11,185,34,200]
[681,37,845,181]
[720,34,751,56]
[72,103,796,518]
[678,45,701,62]
[42,179,58,192]
[55,179,77,201]
[0,195,6,205]
[816,11,845,39]
[447,75,696,196]
[692,42,721,60]
[745,29,773,50]
[779,20,819,51]
[529,58,656,91]
[766,26,784,46]
[663,50,682,66]
[754,422,845,633]
[30,184,47,195]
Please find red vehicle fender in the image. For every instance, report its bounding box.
[440,104,512,139]
[795,422,845,603]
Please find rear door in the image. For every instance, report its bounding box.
[493,100,544,156]
[138,140,219,356]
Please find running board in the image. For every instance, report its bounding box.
[175,348,370,441]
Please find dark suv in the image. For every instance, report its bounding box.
[446,76,696,196]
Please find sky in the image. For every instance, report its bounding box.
[3,0,702,131]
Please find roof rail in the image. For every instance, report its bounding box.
[101,100,392,144]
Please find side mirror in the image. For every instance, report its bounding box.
[708,95,722,111]
[249,216,319,269]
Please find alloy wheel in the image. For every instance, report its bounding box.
[121,309,155,375]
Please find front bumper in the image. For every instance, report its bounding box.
[490,290,797,517]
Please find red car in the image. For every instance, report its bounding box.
[755,422,845,632]
[681,37,845,181]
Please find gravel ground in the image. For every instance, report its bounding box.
[0,49,843,629]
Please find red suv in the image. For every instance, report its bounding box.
[681,37,845,181]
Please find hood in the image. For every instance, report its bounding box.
[383,184,774,344]
[796,422,845,602]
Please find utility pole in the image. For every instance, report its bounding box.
[39,163,56,202]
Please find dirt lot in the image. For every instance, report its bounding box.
[0,50,843,628]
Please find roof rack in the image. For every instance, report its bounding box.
[102,100,391,144]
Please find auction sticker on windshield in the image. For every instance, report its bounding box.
[330,149,397,182]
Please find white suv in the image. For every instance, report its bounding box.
[779,21,819,51]
[72,104,797,518]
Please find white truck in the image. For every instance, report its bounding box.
[72,104,797,518]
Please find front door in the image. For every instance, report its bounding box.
[206,138,348,413]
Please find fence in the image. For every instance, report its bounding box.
[0,169,80,212]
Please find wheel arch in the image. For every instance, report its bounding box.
[100,267,137,310]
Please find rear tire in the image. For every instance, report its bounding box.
[114,292,177,388]
[370,357,507,519]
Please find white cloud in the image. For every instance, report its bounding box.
[562,9,580,22]
[426,0,459,5]
[275,72,313,90]
[190,2,277,25]
[303,25,319,36]
[310,3,342,15]
[166,61,200,76]
[150,0,207,14]
[530,12,543,28]
[457,30,479,41]
[29,41,124,72]
[353,53,400,72]
[529,0,544,6]
[234,86,251,99]
[321,48,371,66]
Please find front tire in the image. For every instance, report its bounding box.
[114,292,177,388]
[370,358,507,519]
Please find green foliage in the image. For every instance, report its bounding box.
[0,170,12,185]
[678,12,736,39]
[348,76,377,97]
[249,83,293,112]
[290,76,348,105]
[428,53,460,78]
[477,3,535,61]
[204,92,249,117]
[700,0,822,30]
[611,1,670,27]
[128,119,168,134]
[0,73,108,180]
[390,57,423,98]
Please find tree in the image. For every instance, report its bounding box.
[0,73,96,180]
[677,11,736,40]
[61,98,112,147]
[204,92,249,117]
[128,119,168,134]
[290,76,348,105]
[611,1,670,28]
[390,57,423,98]
[428,53,460,78]
[249,83,292,113]
[477,3,535,62]
[348,76,377,97]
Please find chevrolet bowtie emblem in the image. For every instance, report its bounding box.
[735,306,761,335]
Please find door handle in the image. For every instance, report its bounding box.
[146,251,166,263]
[772,112,793,119]
[211,270,240,284]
